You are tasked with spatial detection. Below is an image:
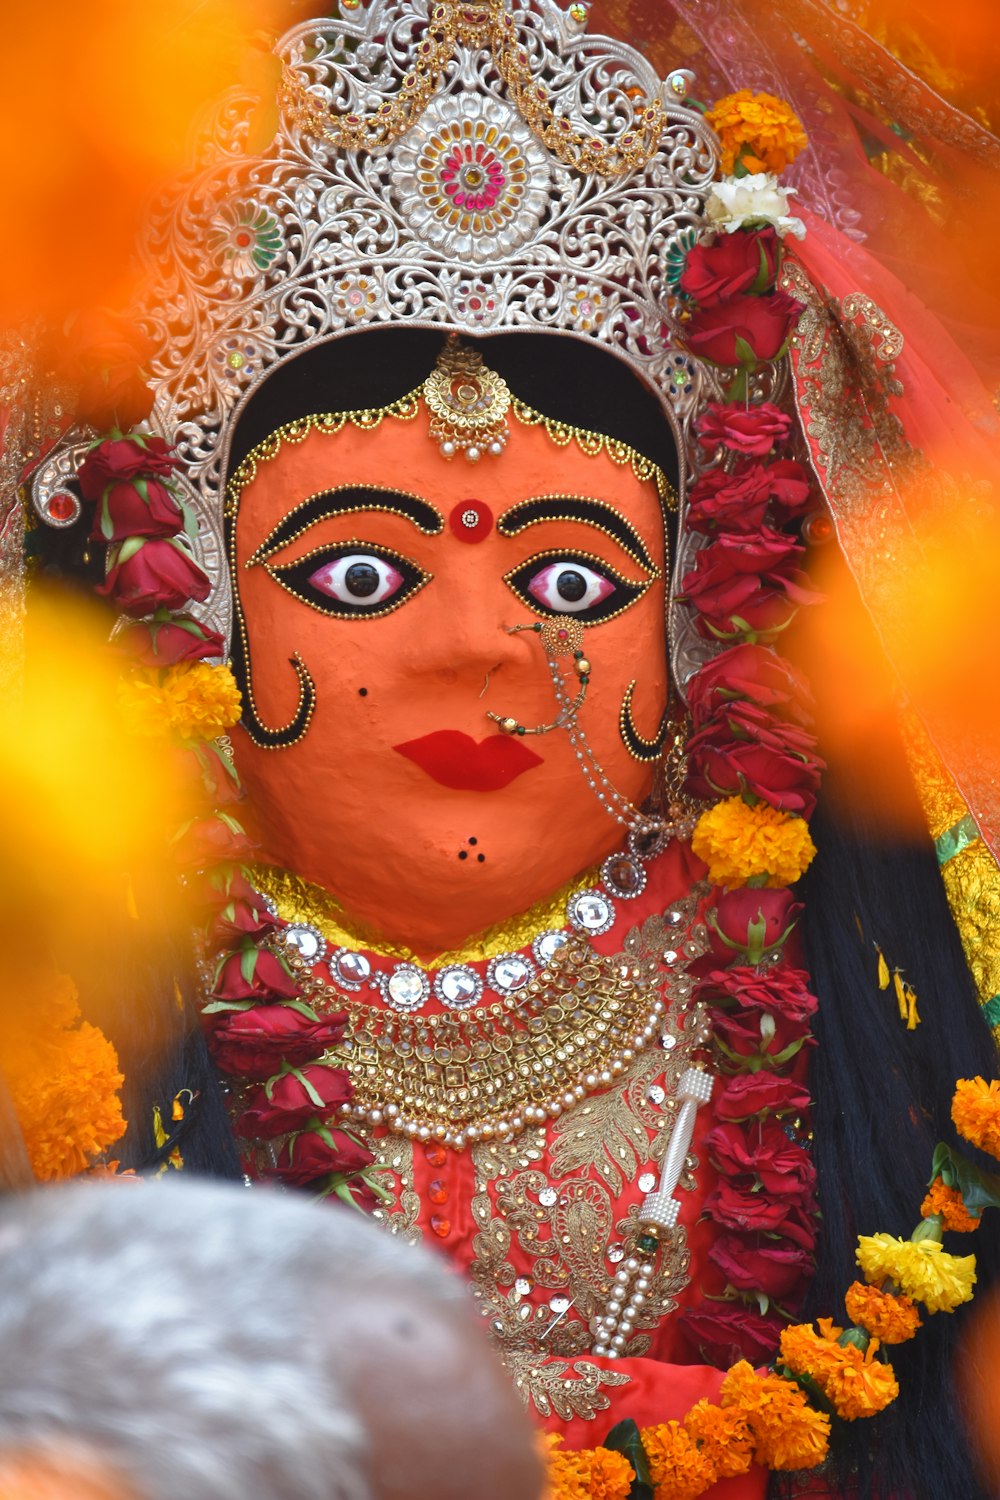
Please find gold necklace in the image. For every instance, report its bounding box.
[280,891,702,1150]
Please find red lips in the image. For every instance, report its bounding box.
[393,730,543,791]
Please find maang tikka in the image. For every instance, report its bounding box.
[424,338,512,462]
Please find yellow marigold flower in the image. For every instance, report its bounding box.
[543,1435,634,1500]
[691,796,816,888]
[844,1282,922,1344]
[706,89,809,176]
[3,973,125,1182]
[921,1177,981,1233]
[719,1360,830,1471]
[952,1077,1000,1159]
[856,1232,976,1314]
[120,663,242,743]
[639,1422,717,1500]
[683,1399,754,1480]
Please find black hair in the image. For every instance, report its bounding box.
[790,607,999,1499]
[226,325,680,490]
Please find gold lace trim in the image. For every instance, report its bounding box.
[225,395,673,514]
[249,861,596,967]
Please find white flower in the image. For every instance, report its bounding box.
[705,173,806,240]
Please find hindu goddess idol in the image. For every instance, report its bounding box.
[20,2,1000,1496]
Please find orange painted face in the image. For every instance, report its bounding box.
[230,408,670,956]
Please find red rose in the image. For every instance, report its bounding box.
[685,290,802,367]
[686,464,773,535]
[707,1120,816,1196]
[237,1064,353,1139]
[118,614,226,667]
[193,868,260,912]
[77,436,176,500]
[704,1180,816,1236]
[714,1072,812,1120]
[766,459,813,519]
[679,1301,785,1369]
[679,228,780,307]
[206,1004,348,1080]
[61,309,156,432]
[708,1232,814,1299]
[177,815,255,869]
[272,1126,375,1187]
[698,963,818,1027]
[686,701,823,815]
[98,536,210,617]
[90,477,184,542]
[696,402,793,457]
[708,889,803,964]
[687,644,813,728]
[210,947,302,1003]
[208,896,279,947]
[712,1005,815,1063]
[679,528,820,642]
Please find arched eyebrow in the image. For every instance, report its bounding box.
[246,486,444,566]
[496,495,657,574]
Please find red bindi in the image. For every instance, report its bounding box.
[448,499,493,544]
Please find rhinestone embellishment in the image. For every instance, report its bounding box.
[383,963,431,1012]
[434,964,484,1010]
[486,952,535,995]
[533,928,568,967]
[330,948,372,991]
[567,890,614,936]
[283,923,327,964]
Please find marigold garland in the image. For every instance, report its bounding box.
[718,1360,831,1471]
[705,89,809,176]
[951,1075,1000,1158]
[691,795,816,888]
[682,1400,754,1479]
[2,972,126,1181]
[856,1232,977,1314]
[843,1281,922,1344]
[119,662,242,742]
[779,1318,899,1420]
[921,1177,981,1232]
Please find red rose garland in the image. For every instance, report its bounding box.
[77,427,378,1207]
[668,165,825,1366]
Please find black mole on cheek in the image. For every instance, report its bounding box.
[358,687,368,696]
[458,850,468,860]
[477,853,486,863]
[468,836,478,845]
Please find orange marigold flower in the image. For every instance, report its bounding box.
[822,1341,899,1421]
[543,1435,634,1500]
[705,89,809,176]
[640,1422,717,1500]
[921,1177,981,1232]
[779,1319,846,1383]
[719,1361,830,1471]
[683,1400,754,1480]
[952,1077,1000,1159]
[844,1282,922,1344]
[2,973,126,1182]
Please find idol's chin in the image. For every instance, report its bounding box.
[276,823,628,960]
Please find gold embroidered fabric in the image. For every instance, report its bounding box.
[902,710,1000,1019]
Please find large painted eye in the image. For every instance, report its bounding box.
[265,543,429,618]
[504,550,649,624]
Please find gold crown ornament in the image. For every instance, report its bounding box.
[29,0,723,654]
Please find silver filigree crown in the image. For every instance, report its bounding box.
[34,0,721,642]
